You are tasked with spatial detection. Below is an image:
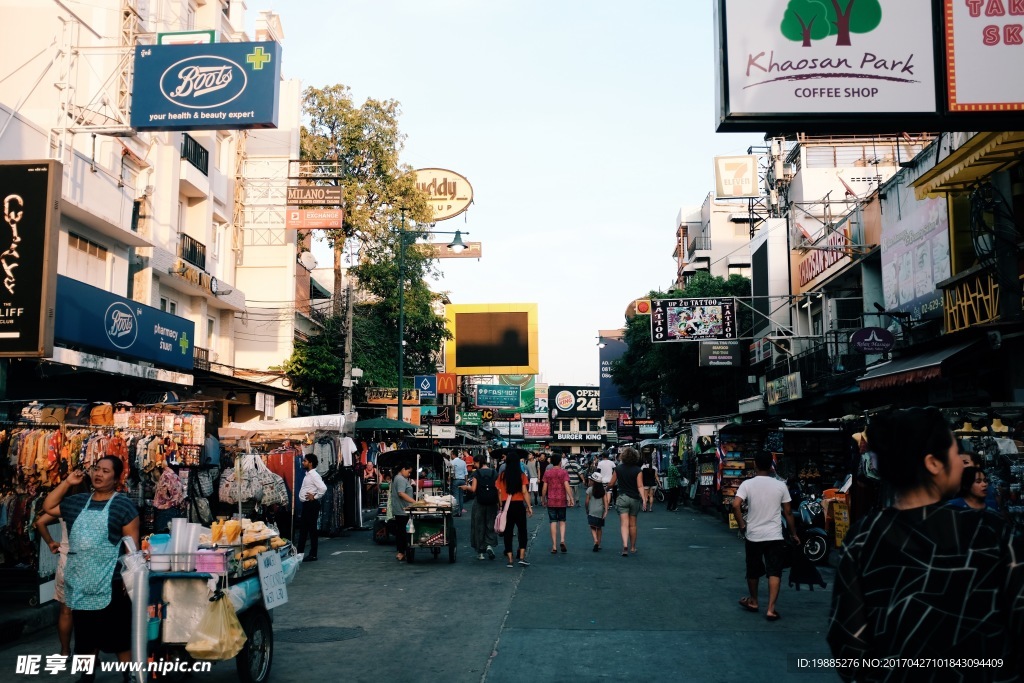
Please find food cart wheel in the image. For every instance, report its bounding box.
[406,548,416,563]
[235,606,273,683]
[448,527,457,563]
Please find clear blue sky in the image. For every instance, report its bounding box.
[256,0,763,385]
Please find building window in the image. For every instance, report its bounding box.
[207,317,216,347]
[160,297,178,315]
[186,3,196,29]
[67,232,108,289]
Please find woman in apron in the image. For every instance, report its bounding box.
[45,455,139,681]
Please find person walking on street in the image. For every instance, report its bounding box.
[828,408,1024,680]
[542,453,574,554]
[585,479,610,551]
[296,454,327,562]
[609,447,643,556]
[665,457,683,511]
[526,453,540,506]
[451,451,468,517]
[565,457,584,503]
[732,451,799,622]
[390,463,417,562]
[497,450,533,567]
[461,455,499,560]
[640,454,658,512]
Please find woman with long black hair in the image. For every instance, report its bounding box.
[828,407,1024,681]
[497,450,533,567]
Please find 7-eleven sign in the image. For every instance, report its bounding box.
[436,373,457,395]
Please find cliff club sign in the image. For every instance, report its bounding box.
[131,42,282,131]
[717,0,938,128]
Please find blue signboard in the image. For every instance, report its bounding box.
[599,337,629,410]
[414,375,437,399]
[131,41,282,131]
[54,276,195,371]
[476,385,521,409]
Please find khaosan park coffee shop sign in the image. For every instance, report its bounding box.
[131,42,282,131]
[716,0,938,130]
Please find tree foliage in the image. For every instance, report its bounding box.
[287,84,450,397]
[610,273,753,420]
[781,0,831,47]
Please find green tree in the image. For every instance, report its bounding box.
[289,84,448,396]
[781,0,831,47]
[611,273,753,421]
[826,0,882,47]
[280,310,345,404]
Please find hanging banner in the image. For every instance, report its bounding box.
[0,160,60,358]
[651,298,737,341]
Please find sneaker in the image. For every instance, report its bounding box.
[507,561,514,568]
[486,546,495,560]
[477,553,486,560]
[518,559,530,567]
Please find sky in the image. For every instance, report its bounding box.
[254,0,763,386]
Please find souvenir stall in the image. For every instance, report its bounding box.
[0,400,219,606]
[222,415,347,541]
[690,421,728,512]
[947,409,1024,530]
[714,424,768,525]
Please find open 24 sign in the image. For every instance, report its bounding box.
[549,386,602,418]
[650,298,737,342]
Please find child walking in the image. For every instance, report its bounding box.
[585,480,610,551]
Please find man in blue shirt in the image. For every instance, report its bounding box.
[452,453,468,516]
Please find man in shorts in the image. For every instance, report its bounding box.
[732,451,799,621]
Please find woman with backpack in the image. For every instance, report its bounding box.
[461,455,499,560]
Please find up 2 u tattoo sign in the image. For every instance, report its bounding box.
[131,42,282,131]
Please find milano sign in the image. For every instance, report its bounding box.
[131,42,282,131]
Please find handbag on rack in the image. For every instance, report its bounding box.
[218,455,262,504]
[255,458,289,506]
[493,495,512,534]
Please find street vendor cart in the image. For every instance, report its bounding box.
[137,518,300,683]
[374,449,457,564]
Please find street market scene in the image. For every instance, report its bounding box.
[1,0,1024,681]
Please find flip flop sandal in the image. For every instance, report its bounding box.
[765,612,781,621]
[739,597,759,612]
[551,548,558,554]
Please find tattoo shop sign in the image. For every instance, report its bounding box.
[0,161,60,358]
[131,42,282,131]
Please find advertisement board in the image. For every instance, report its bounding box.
[599,337,629,410]
[286,187,342,206]
[767,372,803,406]
[414,375,437,399]
[131,42,282,131]
[456,411,482,426]
[550,386,602,418]
[367,388,420,405]
[444,303,539,375]
[0,161,60,358]
[285,209,342,230]
[414,168,474,222]
[880,193,950,321]
[699,340,743,367]
[436,373,457,395]
[476,385,521,409]
[523,418,551,439]
[651,298,737,341]
[714,156,761,198]
[54,276,195,370]
[945,0,1024,112]
[499,375,535,413]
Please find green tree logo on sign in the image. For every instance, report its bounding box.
[780,0,882,47]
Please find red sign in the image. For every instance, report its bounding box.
[436,373,457,395]
[285,209,343,230]
[524,421,550,438]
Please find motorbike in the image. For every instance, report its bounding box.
[789,482,830,564]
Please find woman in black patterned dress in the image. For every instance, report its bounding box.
[828,407,1024,682]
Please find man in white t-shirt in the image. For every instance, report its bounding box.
[594,452,615,485]
[732,451,799,622]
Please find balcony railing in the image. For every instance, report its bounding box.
[688,235,712,254]
[193,346,210,371]
[181,133,209,176]
[179,233,207,271]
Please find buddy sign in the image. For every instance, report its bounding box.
[131,42,282,131]
[716,0,938,129]
[414,169,473,222]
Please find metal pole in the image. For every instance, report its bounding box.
[397,210,406,424]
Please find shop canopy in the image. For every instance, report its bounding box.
[353,417,420,431]
[221,413,345,439]
[856,341,977,391]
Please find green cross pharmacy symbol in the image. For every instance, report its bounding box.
[246,46,272,70]
[179,332,190,355]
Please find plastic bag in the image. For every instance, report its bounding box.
[185,592,247,661]
[120,537,149,602]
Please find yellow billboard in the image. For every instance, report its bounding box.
[444,303,539,375]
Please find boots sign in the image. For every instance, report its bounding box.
[414,168,473,222]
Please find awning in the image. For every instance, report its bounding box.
[856,341,976,391]
[913,131,1024,198]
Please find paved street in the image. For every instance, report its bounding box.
[2,502,839,682]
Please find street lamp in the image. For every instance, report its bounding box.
[396,210,470,423]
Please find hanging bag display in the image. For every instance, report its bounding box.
[493,495,512,534]
[218,455,262,504]
[254,457,289,506]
